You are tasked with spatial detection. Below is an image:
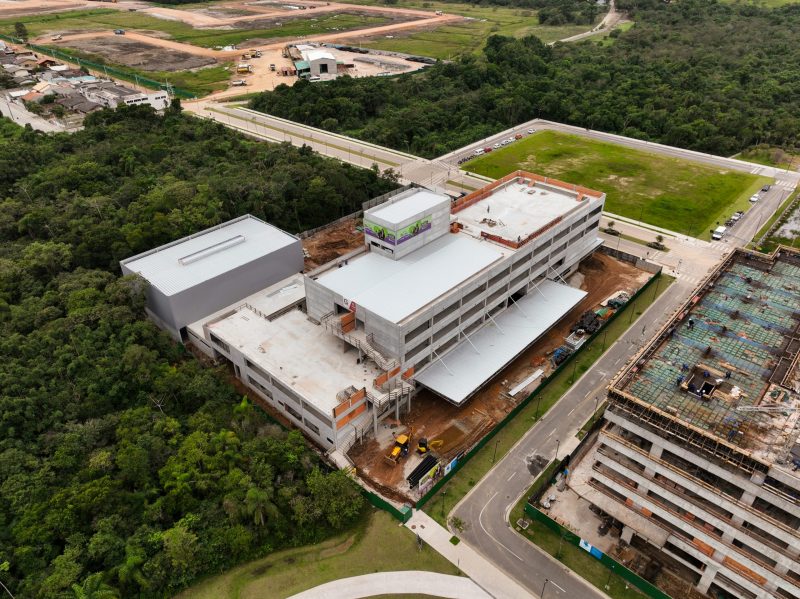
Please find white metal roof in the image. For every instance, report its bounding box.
[367,188,449,225]
[121,215,297,296]
[303,49,336,62]
[316,234,504,323]
[415,280,587,405]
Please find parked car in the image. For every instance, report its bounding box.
[712,226,727,240]
[484,147,493,153]
[749,193,760,203]
[527,128,534,134]
[231,79,247,86]
[474,148,485,156]
[114,29,125,35]
[51,34,62,41]
[761,184,771,192]
[493,143,501,149]
[730,213,742,222]
[515,133,523,140]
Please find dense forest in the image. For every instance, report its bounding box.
[252,0,800,158]
[0,106,396,597]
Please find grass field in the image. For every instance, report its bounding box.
[464,130,770,239]
[342,0,594,57]
[424,274,674,527]
[733,145,799,170]
[177,510,461,599]
[0,9,388,48]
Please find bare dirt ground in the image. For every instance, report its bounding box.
[349,253,651,501]
[0,0,84,18]
[66,36,217,71]
[302,217,364,271]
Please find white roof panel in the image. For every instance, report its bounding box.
[121,215,297,296]
[367,189,449,225]
[316,234,504,323]
[415,280,586,404]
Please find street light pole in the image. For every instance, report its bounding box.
[554,438,560,461]
[492,438,499,463]
[541,578,550,599]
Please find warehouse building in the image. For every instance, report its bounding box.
[566,247,800,599]
[120,215,303,342]
[294,45,338,78]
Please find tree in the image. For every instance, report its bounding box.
[13,22,28,42]
[71,573,119,599]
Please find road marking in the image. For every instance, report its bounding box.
[548,427,557,438]
[507,472,517,482]
[478,492,524,562]
[568,406,577,416]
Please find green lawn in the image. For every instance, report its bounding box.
[341,0,596,57]
[177,510,460,599]
[464,130,770,239]
[0,9,388,48]
[595,21,634,46]
[424,274,674,527]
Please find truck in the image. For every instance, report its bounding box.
[236,63,252,74]
[712,225,727,240]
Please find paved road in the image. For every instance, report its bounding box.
[287,570,492,599]
[0,96,64,132]
[451,275,695,599]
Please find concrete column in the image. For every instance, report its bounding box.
[644,444,664,477]
[621,525,634,544]
[696,564,719,595]
[740,491,756,506]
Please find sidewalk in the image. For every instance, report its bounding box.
[405,510,534,599]
[288,571,491,599]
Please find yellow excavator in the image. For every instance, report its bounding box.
[416,438,443,455]
[385,428,413,465]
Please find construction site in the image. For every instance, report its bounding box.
[552,247,800,599]
[4,0,452,97]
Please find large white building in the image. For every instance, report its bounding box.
[125,172,605,453]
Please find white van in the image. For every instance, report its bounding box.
[474,148,485,156]
[712,226,727,240]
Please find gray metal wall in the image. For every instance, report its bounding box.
[125,240,303,340]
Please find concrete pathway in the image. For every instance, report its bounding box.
[287,570,491,599]
[404,510,534,599]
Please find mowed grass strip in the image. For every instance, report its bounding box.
[177,510,460,599]
[465,130,769,239]
[0,9,388,48]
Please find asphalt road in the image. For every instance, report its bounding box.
[451,276,694,599]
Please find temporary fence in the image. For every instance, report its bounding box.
[523,503,672,599]
[415,268,664,509]
[0,34,196,99]
[362,489,412,523]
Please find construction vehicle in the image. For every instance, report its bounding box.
[236,63,252,74]
[416,438,443,454]
[269,63,276,71]
[385,428,413,465]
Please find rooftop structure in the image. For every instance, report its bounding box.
[121,215,302,341]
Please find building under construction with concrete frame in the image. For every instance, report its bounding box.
[568,247,800,599]
[125,172,605,456]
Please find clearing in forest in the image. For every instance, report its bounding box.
[465,130,770,239]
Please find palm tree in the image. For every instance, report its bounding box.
[71,573,119,599]
[244,486,277,527]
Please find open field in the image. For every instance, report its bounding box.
[424,272,674,527]
[2,8,392,48]
[464,131,769,239]
[733,145,799,170]
[177,510,461,599]
[342,0,596,57]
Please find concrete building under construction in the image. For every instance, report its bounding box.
[569,247,800,599]
[124,172,605,455]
